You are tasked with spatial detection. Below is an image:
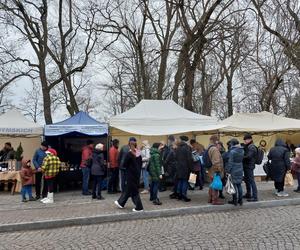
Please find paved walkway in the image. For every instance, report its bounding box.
[0,181,299,226]
[1,204,299,249]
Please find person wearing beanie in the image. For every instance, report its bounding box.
[118,137,137,192]
[80,140,94,195]
[207,135,224,205]
[40,149,61,204]
[91,143,106,200]
[243,133,258,202]
[175,135,193,202]
[32,141,48,200]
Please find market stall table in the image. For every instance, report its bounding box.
[0,171,22,194]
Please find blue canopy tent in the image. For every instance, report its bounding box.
[44,111,108,136]
[44,112,108,191]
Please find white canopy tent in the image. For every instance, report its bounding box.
[110,100,222,136]
[0,109,43,136]
[219,111,300,133]
[0,110,43,160]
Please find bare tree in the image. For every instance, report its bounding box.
[251,0,300,71]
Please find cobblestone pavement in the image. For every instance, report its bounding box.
[0,204,300,250]
[0,182,300,225]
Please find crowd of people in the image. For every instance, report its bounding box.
[12,132,300,209]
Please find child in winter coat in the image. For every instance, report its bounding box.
[292,148,300,193]
[20,159,36,202]
[149,143,163,205]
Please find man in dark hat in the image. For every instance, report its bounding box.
[243,133,258,202]
[118,137,137,192]
[175,135,193,202]
[32,141,48,199]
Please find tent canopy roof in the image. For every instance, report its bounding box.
[219,111,300,133]
[0,109,43,136]
[110,100,222,135]
[44,111,108,136]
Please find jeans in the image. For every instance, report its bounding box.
[35,172,47,198]
[177,179,188,197]
[297,172,300,190]
[21,185,33,199]
[244,168,258,199]
[82,167,90,194]
[233,183,243,201]
[118,185,143,211]
[92,175,103,197]
[119,169,127,192]
[108,168,119,192]
[150,181,159,201]
[141,168,149,190]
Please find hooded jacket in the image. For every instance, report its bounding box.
[268,139,291,182]
[20,160,35,186]
[149,148,162,181]
[225,146,244,184]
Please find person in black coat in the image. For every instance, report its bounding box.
[115,142,144,212]
[243,133,258,202]
[91,144,106,200]
[175,136,193,202]
[268,139,291,197]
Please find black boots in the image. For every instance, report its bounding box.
[153,199,162,205]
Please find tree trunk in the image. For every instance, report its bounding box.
[226,75,233,117]
[157,50,168,99]
[184,64,195,111]
[39,61,52,124]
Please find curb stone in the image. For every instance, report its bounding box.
[1,197,300,233]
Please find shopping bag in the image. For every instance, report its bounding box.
[189,173,197,185]
[225,174,236,195]
[210,173,223,190]
[284,171,294,187]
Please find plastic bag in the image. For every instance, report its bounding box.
[189,173,197,185]
[210,173,223,190]
[284,171,294,187]
[225,174,236,195]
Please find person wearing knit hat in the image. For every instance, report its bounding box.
[40,148,61,204]
[243,133,258,202]
[32,141,49,200]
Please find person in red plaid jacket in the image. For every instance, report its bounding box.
[40,148,61,204]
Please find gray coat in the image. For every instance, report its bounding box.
[226,146,244,184]
[91,150,106,176]
[268,139,290,182]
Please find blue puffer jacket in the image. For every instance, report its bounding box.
[225,146,244,184]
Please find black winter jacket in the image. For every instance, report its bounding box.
[175,142,193,180]
[243,142,257,170]
[91,150,106,176]
[268,139,290,182]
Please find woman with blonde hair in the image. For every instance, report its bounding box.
[140,140,150,194]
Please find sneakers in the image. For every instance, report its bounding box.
[169,192,178,199]
[21,198,27,202]
[132,208,144,212]
[114,200,124,209]
[28,197,36,201]
[277,191,289,197]
[293,189,300,193]
[140,190,149,194]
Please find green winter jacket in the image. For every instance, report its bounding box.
[149,148,161,181]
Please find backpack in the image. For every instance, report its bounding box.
[202,145,214,169]
[250,144,264,165]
